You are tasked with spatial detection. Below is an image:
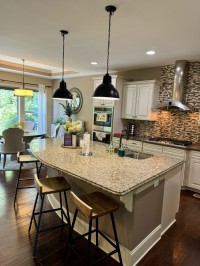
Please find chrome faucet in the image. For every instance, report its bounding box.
[119,129,128,148]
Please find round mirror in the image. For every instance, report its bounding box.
[70,87,83,114]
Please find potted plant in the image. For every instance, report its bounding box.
[59,101,74,122]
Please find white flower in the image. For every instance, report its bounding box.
[63,121,82,134]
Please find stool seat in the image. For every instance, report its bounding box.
[66,191,123,265]
[35,176,71,195]
[14,152,40,206]
[18,153,39,163]
[29,175,71,259]
[71,191,118,218]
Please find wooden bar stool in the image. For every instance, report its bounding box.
[66,191,123,265]
[29,174,71,259]
[14,152,40,206]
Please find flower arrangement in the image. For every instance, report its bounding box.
[63,121,82,135]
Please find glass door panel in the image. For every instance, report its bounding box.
[24,91,39,130]
[0,88,18,133]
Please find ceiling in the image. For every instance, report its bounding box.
[1,0,200,79]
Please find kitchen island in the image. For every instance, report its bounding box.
[30,138,183,266]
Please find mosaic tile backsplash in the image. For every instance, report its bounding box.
[125,61,200,143]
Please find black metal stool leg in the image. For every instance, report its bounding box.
[33,194,45,259]
[14,162,23,206]
[59,192,64,224]
[29,193,39,232]
[87,218,92,265]
[96,218,98,247]
[110,213,123,266]
[64,191,71,226]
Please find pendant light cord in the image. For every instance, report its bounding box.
[106,10,113,74]
[22,59,25,90]
[62,32,65,81]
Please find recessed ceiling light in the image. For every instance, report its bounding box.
[91,62,98,65]
[146,50,155,55]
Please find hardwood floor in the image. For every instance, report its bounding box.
[0,168,200,266]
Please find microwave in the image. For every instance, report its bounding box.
[93,107,113,133]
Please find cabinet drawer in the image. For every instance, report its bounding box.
[143,143,163,153]
[112,137,126,146]
[126,140,142,151]
[163,146,186,159]
[191,151,200,158]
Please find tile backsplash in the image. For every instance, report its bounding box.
[125,61,200,143]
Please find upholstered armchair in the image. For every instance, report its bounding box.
[0,128,25,168]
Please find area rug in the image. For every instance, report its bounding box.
[0,155,37,171]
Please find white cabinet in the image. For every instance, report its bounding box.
[187,151,200,191]
[162,146,186,186]
[143,142,163,154]
[121,80,160,121]
[112,137,143,151]
[126,139,143,151]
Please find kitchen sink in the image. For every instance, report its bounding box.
[125,151,153,159]
[114,148,153,159]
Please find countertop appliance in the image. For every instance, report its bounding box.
[148,137,192,147]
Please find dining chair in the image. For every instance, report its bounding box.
[0,128,25,168]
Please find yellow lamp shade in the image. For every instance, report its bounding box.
[14,89,34,97]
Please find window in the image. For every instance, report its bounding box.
[0,86,46,133]
[0,87,18,133]
[25,91,39,130]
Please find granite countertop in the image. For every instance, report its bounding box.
[30,138,183,196]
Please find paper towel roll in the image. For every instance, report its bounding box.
[84,132,90,143]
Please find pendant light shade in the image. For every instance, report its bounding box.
[92,5,119,100]
[52,30,72,100]
[14,59,33,97]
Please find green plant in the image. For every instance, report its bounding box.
[59,101,74,117]
[53,117,65,125]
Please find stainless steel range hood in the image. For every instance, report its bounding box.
[156,60,190,111]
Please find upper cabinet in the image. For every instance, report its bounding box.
[121,80,160,121]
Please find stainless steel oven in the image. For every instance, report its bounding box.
[93,107,113,133]
[92,107,114,144]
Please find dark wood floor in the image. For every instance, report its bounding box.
[0,168,200,266]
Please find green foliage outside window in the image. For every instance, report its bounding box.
[0,88,38,133]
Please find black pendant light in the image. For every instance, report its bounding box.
[92,5,119,100]
[52,30,72,100]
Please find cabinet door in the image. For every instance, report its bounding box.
[136,84,152,119]
[93,78,115,107]
[188,152,200,191]
[121,84,137,118]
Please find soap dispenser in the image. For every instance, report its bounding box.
[118,145,125,157]
[108,142,114,155]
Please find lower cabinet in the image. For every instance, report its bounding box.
[112,137,143,151]
[187,151,200,191]
[143,143,186,185]
[143,142,163,154]
[126,139,143,151]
